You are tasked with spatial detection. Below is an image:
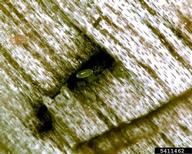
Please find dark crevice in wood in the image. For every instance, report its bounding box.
[67,49,115,90]
[33,0,170,134]
[31,100,81,149]
[36,0,171,100]
[35,103,53,133]
[1,59,79,149]
[4,0,116,98]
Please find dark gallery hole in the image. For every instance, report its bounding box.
[36,104,53,133]
[67,47,115,90]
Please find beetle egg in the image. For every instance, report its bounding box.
[76,69,93,79]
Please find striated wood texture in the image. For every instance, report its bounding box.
[0,0,192,153]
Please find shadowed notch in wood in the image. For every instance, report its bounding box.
[67,48,115,90]
[35,103,53,133]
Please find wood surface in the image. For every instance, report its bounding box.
[0,0,192,153]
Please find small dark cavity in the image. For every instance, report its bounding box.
[67,47,115,90]
[36,104,53,133]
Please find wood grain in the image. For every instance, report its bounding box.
[0,0,192,153]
